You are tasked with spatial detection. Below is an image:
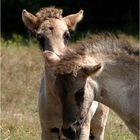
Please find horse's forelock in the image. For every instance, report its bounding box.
[36,7,63,22]
[52,60,81,76]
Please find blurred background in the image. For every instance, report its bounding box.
[1,0,139,38]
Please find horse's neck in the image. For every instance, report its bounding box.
[94,61,138,121]
[43,64,56,94]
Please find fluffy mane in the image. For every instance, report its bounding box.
[73,33,139,59]
[36,7,63,22]
[51,33,139,76]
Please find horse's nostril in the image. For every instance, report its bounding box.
[62,127,76,139]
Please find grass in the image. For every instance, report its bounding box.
[1,34,137,140]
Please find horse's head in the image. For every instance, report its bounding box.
[43,50,102,139]
[22,7,83,54]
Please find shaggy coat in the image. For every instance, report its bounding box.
[44,33,139,139]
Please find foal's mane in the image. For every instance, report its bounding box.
[52,33,139,75]
[73,33,139,59]
[36,7,63,22]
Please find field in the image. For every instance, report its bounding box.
[1,34,137,140]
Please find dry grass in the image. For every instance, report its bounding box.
[1,39,43,140]
[1,35,137,140]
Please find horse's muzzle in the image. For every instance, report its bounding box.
[62,126,76,139]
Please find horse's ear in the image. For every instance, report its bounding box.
[63,10,84,30]
[22,9,38,31]
[43,51,60,65]
[82,64,102,76]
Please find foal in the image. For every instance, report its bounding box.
[22,7,109,140]
[44,34,139,139]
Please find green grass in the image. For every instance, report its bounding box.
[1,35,137,140]
[105,111,136,140]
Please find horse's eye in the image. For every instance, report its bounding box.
[63,31,70,45]
[36,34,45,51]
[75,88,84,106]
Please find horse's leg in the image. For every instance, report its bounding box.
[39,97,62,140]
[39,75,62,140]
[90,103,109,140]
[79,101,99,140]
[40,128,60,140]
